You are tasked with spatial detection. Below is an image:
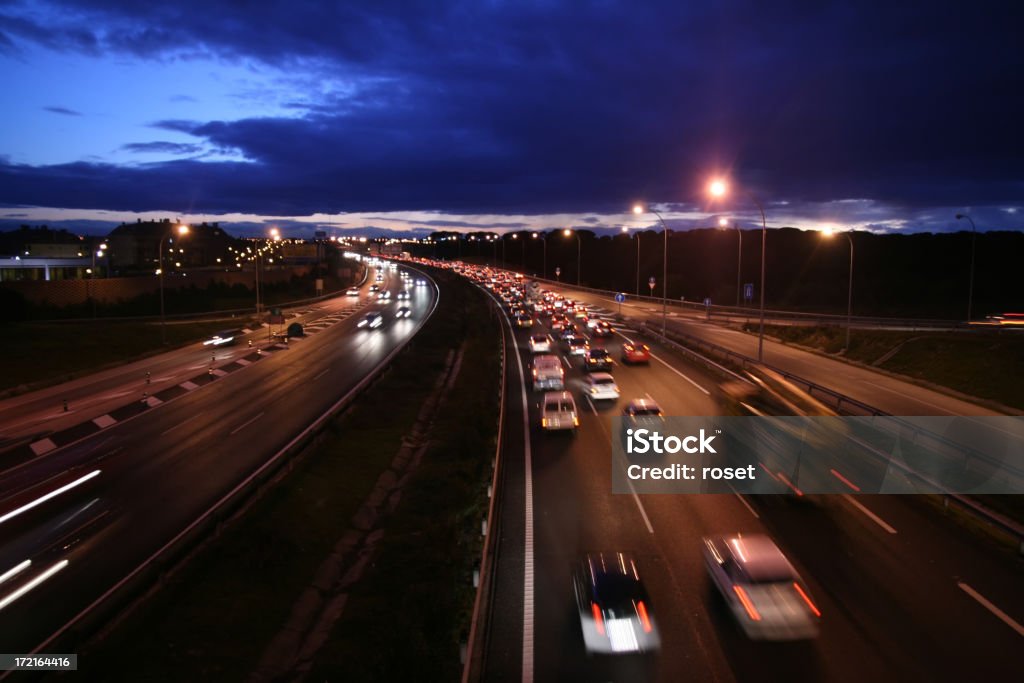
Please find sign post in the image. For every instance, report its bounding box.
[743,283,754,304]
[648,276,656,297]
[614,292,626,315]
[555,267,561,282]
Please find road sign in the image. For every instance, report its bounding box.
[704,297,711,307]
[614,293,626,303]
[744,283,754,302]
[648,276,656,287]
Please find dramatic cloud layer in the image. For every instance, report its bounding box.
[0,0,1022,233]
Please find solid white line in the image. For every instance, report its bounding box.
[841,494,897,534]
[0,470,101,526]
[861,381,955,415]
[560,355,571,370]
[957,582,1024,638]
[229,411,265,436]
[730,487,760,518]
[585,395,598,415]
[0,559,31,586]
[649,352,711,395]
[629,484,655,534]
[161,412,201,436]
[0,559,69,611]
[313,368,330,381]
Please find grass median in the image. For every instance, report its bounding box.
[81,270,499,682]
[750,324,1024,410]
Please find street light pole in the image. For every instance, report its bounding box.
[159,224,189,344]
[955,214,977,322]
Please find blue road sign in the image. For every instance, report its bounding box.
[743,283,754,302]
[614,292,626,303]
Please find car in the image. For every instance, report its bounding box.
[375,273,384,282]
[591,321,613,337]
[346,287,360,296]
[516,312,534,328]
[584,347,613,371]
[203,328,244,346]
[416,278,426,287]
[565,335,589,356]
[540,391,579,431]
[377,290,392,300]
[369,284,380,293]
[397,290,410,300]
[621,342,651,364]
[558,324,579,341]
[358,312,384,329]
[531,354,565,391]
[572,552,660,654]
[584,372,620,400]
[702,534,821,641]
[396,306,412,318]
[620,398,664,448]
[528,334,553,354]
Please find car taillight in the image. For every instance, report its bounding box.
[591,602,605,636]
[793,582,821,617]
[541,418,548,427]
[733,585,761,621]
[636,600,653,633]
[573,416,580,426]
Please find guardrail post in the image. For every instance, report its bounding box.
[146,371,151,385]
[63,399,68,412]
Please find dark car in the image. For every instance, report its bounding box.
[572,552,661,654]
[584,347,613,371]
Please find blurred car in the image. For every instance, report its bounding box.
[702,534,821,641]
[369,284,380,293]
[396,306,412,318]
[621,342,651,364]
[620,398,664,448]
[516,312,534,328]
[565,335,589,356]
[531,354,565,391]
[397,289,410,300]
[528,334,553,353]
[415,278,427,287]
[584,347,613,372]
[377,290,392,300]
[375,272,384,282]
[540,391,579,431]
[358,312,384,329]
[584,372,620,400]
[573,552,660,654]
[550,316,569,332]
[592,321,613,337]
[203,328,243,347]
[346,287,360,296]
[559,324,579,341]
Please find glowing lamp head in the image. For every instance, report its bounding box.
[821,225,836,238]
[177,225,190,235]
[563,228,572,237]
[718,217,729,227]
[708,179,727,198]
[632,204,644,215]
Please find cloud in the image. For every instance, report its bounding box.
[121,141,203,155]
[43,105,81,116]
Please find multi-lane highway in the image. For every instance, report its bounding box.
[0,261,437,654]
[471,268,1022,682]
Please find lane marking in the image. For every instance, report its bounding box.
[590,405,655,535]
[180,381,199,391]
[0,560,31,586]
[229,411,265,436]
[313,368,330,381]
[585,395,597,415]
[830,468,861,492]
[30,439,56,456]
[0,470,100,526]
[648,352,711,395]
[729,486,760,518]
[841,494,897,534]
[957,582,1024,638]
[560,355,571,370]
[861,381,955,415]
[161,412,201,436]
[92,415,116,429]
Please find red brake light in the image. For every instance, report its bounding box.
[591,602,605,635]
[793,582,821,617]
[733,585,761,621]
[636,600,653,633]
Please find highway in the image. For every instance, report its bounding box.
[0,262,437,655]
[476,273,1022,682]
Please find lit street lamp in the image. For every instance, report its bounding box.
[562,228,582,286]
[532,232,547,278]
[821,226,855,352]
[159,224,190,343]
[632,204,670,335]
[719,217,742,307]
[708,179,768,362]
[955,214,978,322]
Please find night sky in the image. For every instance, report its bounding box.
[1,1,1022,237]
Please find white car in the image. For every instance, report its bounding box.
[358,312,384,329]
[528,334,553,354]
[583,372,619,400]
[702,534,821,641]
[415,278,426,287]
[346,287,360,296]
[540,391,578,432]
[397,290,410,300]
[396,306,412,318]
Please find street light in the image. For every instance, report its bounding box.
[821,226,855,352]
[632,204,670,334]
[719,217,742,307]
[159,224,190,343]
[708,178,769,362]
[532,232,547,278]
[955,214,977,322]
[563,228,581,286]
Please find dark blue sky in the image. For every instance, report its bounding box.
[0,0,1022,236]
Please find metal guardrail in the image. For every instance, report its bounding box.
[26,265,438,657]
